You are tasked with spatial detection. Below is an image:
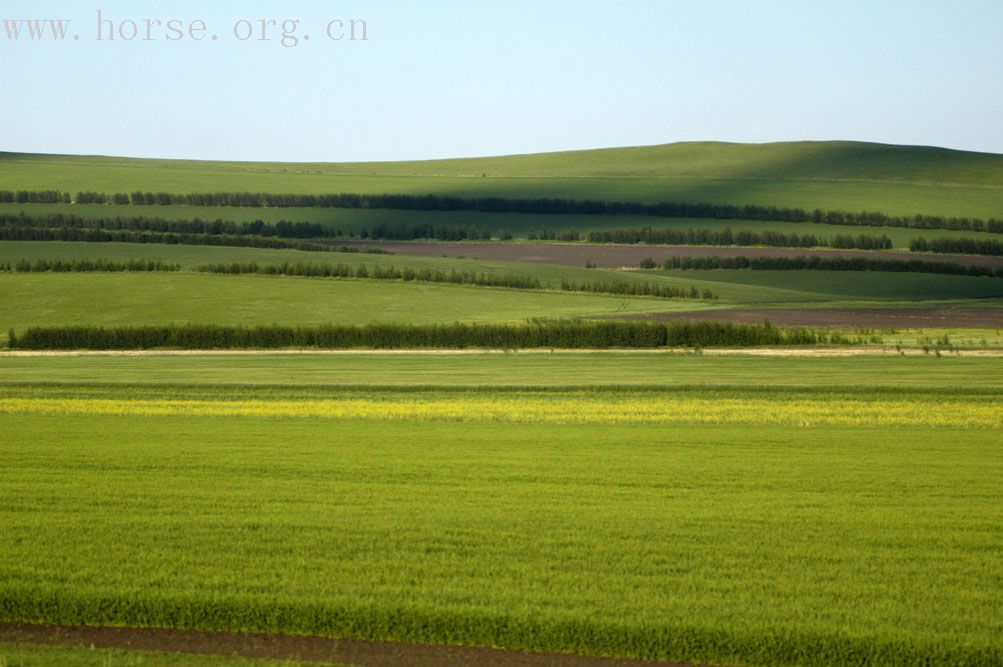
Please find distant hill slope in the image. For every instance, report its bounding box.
[2,141,1002,217]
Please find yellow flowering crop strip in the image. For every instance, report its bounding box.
[1,395,999,428]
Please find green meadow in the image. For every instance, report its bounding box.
[1,359,1000,666]
[1,241,1001,341]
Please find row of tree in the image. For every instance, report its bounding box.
[527,229,581,241]
[197,262,542,289]
[9,188,996,234]
[0,190,68,204]
[6,189,1002,235]
[586,227,894,250]
[910,237,1003,257]
[0,211,489,243]
[194,261,717,300]
[660,255,1003,278]
[0,258,180,273]
[0,224,338,251]
[9,320,841,351]
[0,211,337,239]
[560,279,716,300]
[360,223,492,241]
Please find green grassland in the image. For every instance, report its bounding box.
[1,265,999,337]
[0,272,715,334]
[1,241,1001,337]
[2,352,1001,389]
[3,141,1003,218]
[0,643,319,667]
[3,203,999,248]
[1,371,1000,665]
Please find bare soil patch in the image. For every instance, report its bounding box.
[617,307,1003,328]
[335,240,1003,271]
[0,622,701,667]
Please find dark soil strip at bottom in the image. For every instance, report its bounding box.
[615,307,1003,328]
[331,240,1003,271]
[0,622,702,667]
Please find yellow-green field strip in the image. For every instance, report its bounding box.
[2,394,999,428]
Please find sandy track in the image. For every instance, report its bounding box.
[0,622,700,667]
[615,307,1003,328]
[332,240,1003,271]
[2,348,1001,358]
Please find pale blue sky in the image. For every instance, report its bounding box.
[3,1,1002,161]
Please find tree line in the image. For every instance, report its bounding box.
[0,211,337,239]
[910,237,1003,257]
[197,262,542,289]
[586,227,894,250]
[0,190,68,204]
[0,258,180,273]
[0,211,485,244]
[195,261,717,300]
[0,224,334,252]
[528,229,581,241]
[359,223,492,241]
[8,320,845,351]
[0,213,392,254]
[660,255,1003,278]
[5,188,998,235]
[559,279,717,300]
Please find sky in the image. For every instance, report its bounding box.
[3,0,1002,161]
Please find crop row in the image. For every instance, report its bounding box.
[1,394,997,428]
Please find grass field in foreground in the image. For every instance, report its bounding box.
[4,141,1003,217]
[2,352,1002,388]
[2,407,1000,666]
[6,203,1000,248]
[0,643,319,667]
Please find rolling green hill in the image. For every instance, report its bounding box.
[3,141,1003,218]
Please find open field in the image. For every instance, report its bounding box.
[2,270,1000,336]
[0,272,719,335]
[1,361,1001,666]
[2,352,1002,387]
[4,202,999,248]
[633,306,1003,329]
[4,141,1003,218]
[2,242,1002,337]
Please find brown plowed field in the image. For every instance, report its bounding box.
[0,622,704,667]
[617,307,1003,328]
[333,240,1003,271]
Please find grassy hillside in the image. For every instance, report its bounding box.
[3,141,1002,218]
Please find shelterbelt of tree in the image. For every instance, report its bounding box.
[2,189,1001,235]
[3,141,1003,218]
